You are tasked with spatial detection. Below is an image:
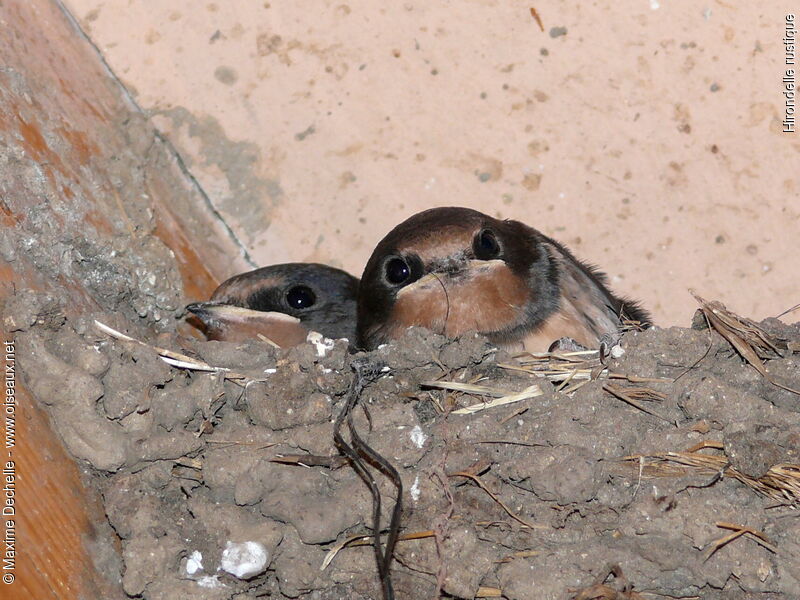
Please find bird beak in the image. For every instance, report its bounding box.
[185,302,308,347]
[399,259,504,293]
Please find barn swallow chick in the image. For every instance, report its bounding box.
[356,207,649,352]
[186,263,359,346]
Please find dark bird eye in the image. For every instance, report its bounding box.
[474,229,501,259]
[385,257,411,285]
[286,285,316,309]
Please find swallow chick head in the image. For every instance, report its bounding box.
[186,263,359,346]
[356,206,563,350]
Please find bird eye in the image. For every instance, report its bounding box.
[384,257,411,285]
[285,285,316,309]
[474,229,501,259]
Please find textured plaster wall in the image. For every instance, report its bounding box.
[66,0,799,326]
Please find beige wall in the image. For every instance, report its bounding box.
[67,0,799,326]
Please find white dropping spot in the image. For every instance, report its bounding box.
[378,344,388,350]
[220,540,269,579]
[610,345,625,359]
[307,331,335,357]
[321,367,332,374]
[410,475,421,502]
[410,425,426,448]
[264,368,277,374]
[381,366,391,372]
[424,176,437,190]
[558,192,565,199]
[703,7,712,20]
[185,550,203,575]
[196,575,225,588]
[649,0,659,9]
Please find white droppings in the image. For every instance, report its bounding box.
[322,367,332,374]
[220,540,269,579]
[410,425,426,448]
[307,331,335,357]
[410,475,421,502]
[264,368,277,374]
[649,0,659,9]
[381,366,391,372]
[610,345,625,359]
[185,550,203,575]
[196,575,225,588]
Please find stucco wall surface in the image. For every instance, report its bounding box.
[67,1,799,325]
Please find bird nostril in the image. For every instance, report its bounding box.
[185,302,206,315]
[473,229,501,259]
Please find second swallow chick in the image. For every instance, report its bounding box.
[186,263,359,346]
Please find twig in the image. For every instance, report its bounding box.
[448,470,547,530]
[333,359,402,600]
[775,302,800,319]
[703,522,776,562]
[421,380,543,414]
[603,384,674,425]
[94,320,259,381]
[271,454,349,469]
[620,449,800,506]
[691,291,799,395]
[321,530,435,571]
[453,385,542,415]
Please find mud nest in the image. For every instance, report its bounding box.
[11,290,800,600]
